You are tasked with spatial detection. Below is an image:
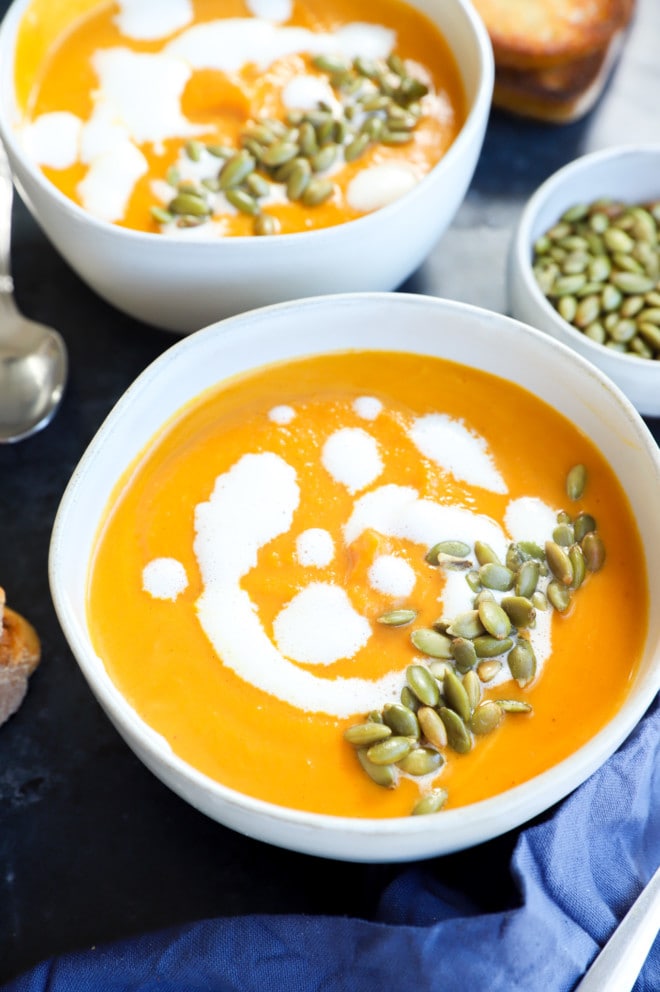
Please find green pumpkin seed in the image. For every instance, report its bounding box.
[581,531,606,571]
[245,172,271,198]
[573,512,597,542]
[508,639,536,687]
[478,600,512,640]
[344,722,392,746]
[383,703,420,739]
[438,707,472,754]
[479,563,515,591]
[261,140,299,167]
[569,544,587,589]
[545,540,574,586]
[417,706,448,749]
[406,664,440,706]
[225,188,259,215]
[516,560,540,598]
[150,206,173,225]
[496,699,533,714]
[398,746,443,776]
[517,540,546,560]
[400,686,420,712]
[500,595,536,629]
[378,609,417,627]
[547,579,572,613]
[411,628,453,659]
[443,668,472,723]
[301,178,334,206]
[463,670,482,710]
[451,637,478,674]
[411,788,448,815]
[474,541,501,566]
[253,213,280,236]
[446,610,485,639]
[470,699,504,735]
[427,540,472,563]
[310,143,338,173]
[473,635,514,658]
[219,151,256,189]
[367,736,413,765]
[312,53,350,73]
[357,748,396,788]
[553,522,575,546]
[168,192,210,217]
[477,659,502,682]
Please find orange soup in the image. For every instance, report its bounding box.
[86,350,648,818]
[14,0,466,235]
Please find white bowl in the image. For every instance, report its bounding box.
[508,144,660,418]
[48,292,660,862]
[0,0,493,334]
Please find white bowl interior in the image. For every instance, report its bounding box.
[49,293,660,861]
[0,0,494,332]
[508,144,660,417]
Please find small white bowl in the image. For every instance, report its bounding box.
[49,292,660,863]
[508,144,660,418]
[0,0,493,334]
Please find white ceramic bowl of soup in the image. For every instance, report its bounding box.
[0,0,493,334]
[508,145,660,418]
[49,292,660,862]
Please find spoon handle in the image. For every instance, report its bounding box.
[0,142,16,296]
[574,864,660,992]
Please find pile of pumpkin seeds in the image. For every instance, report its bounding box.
[532,198,660,359]
[344,463,607,816]
[151,52,429,235]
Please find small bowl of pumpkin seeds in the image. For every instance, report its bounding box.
[508,144,660,417]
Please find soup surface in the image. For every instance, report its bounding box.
[14,0,466,236]
[86,350,647,818]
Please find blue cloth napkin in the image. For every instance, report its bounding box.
[5,696,659,992]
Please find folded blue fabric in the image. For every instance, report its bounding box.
[5,696,658,992]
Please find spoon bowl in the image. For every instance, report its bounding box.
[0,143,67,444]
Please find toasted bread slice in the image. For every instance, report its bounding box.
[0,587,41,726]
[473,0,633,69]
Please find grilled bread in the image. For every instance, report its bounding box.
[0,587,41,727]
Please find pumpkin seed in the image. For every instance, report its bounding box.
[547,579,572,613]
[400,686,420,712]
[553,522,575,546]
[443,668,472,723]
[496,699,533,714]
[398,746,443,776]
[463,670,482,710]
[474,541,501,566]
[438,707,472,753]
[383,703,420,739]
[301,178,334,206]
[477,659,502,682]
[357,748,396,788]
[344,722,392,746]
[406,664,440,707]
[508,639,536,687]
[501,595,536,629]
[569,544,587,589]
[479,563,515,591]
[417,706,448,749]
[150,206,173,225]
[573,512,597,542]
[261,140,299,167]
[473,635,514,658]
[367,736,413,765]
[219,151,256,189]
[411,788,448,815]
[545,540,574,586]
[478,600,512,640]
[426,540,472,563]
[516,560,540,598]
[446,610,485,639]
[470,699,504,735]
[225,188,259,215]
[253,213,280,236]
[581,531,606,571]
[378,608,417,627]
[451,637,478,674]
[411,627,453,659]
[169,192,210,217]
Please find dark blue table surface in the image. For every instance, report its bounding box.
[1,0,658,984]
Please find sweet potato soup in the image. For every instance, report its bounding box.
[86,350,648,818]
[14,0,466,236]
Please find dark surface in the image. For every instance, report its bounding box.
[1,1,659,984]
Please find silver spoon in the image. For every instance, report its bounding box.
[574,864,660,992]
[0,142,67,444]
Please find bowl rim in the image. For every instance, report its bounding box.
[511,142,660,372]
[0,0,494,247]
[48,291,660,857]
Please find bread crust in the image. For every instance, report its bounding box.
[473,0,633,69]
[0,588,41,726]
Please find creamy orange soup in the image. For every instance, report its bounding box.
[86,350,647,818]
[14,0,466,236]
